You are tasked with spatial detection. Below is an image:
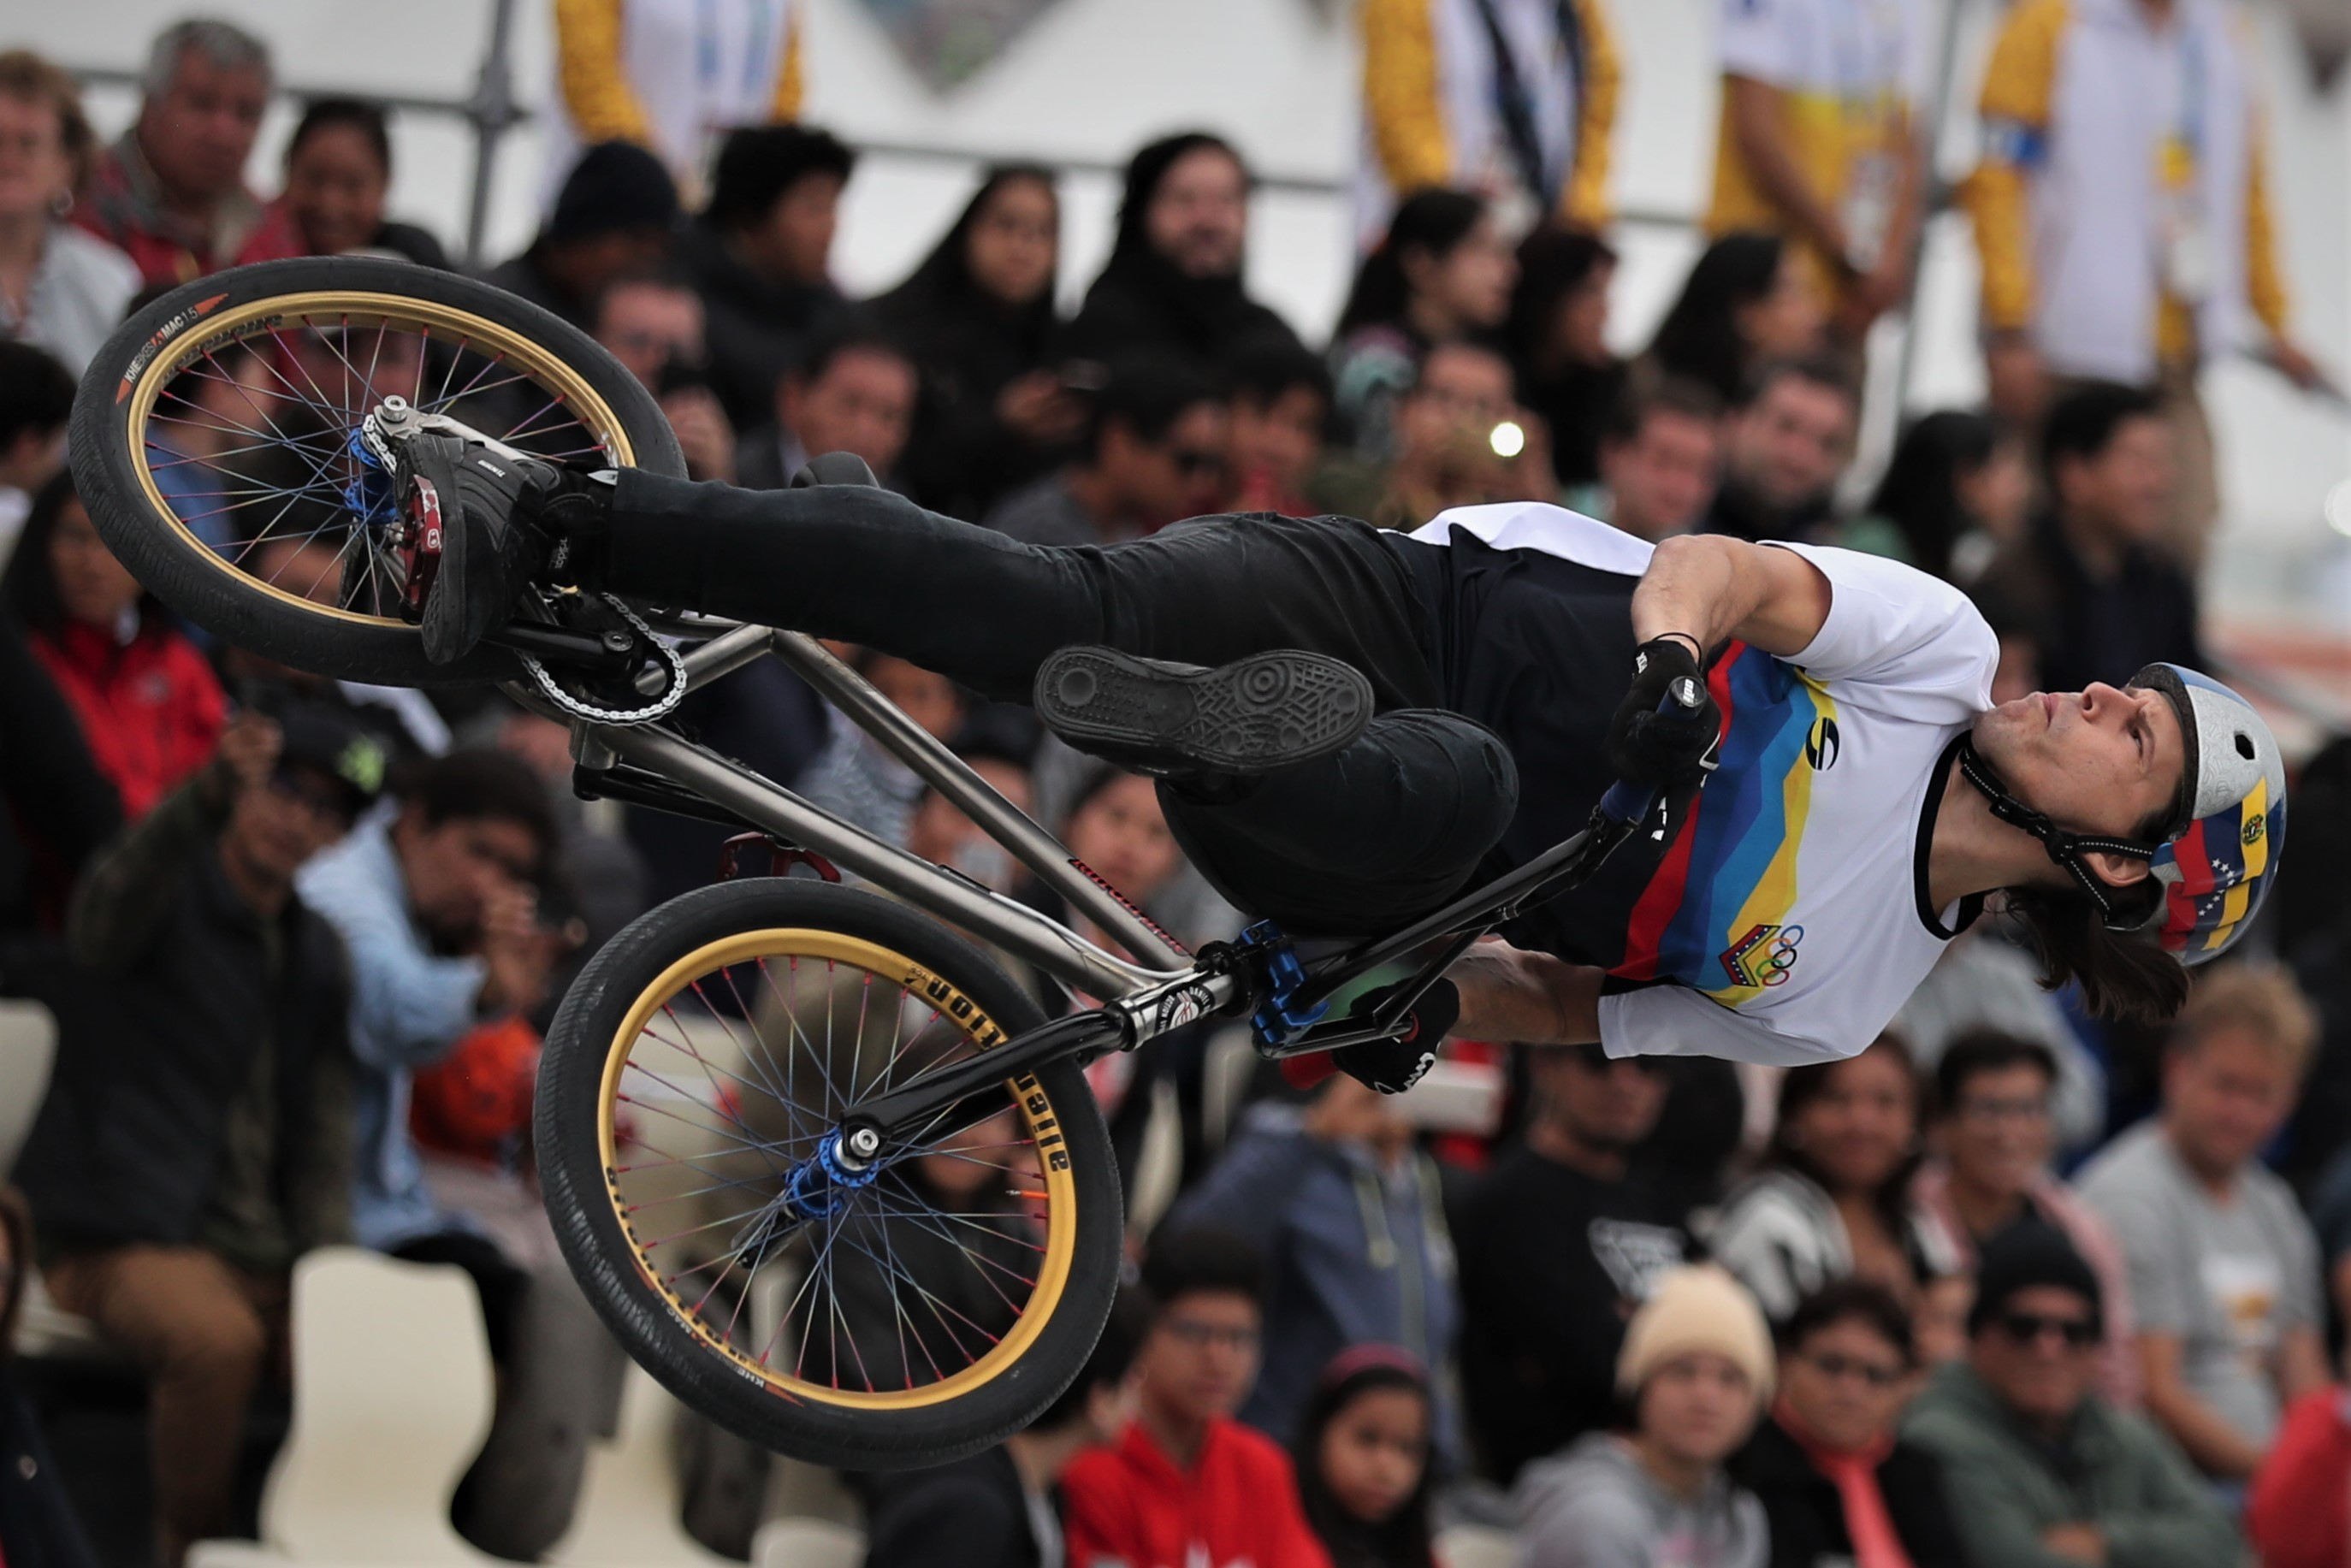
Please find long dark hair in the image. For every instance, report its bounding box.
[0,470,160,638]
[1294,1346,1437,1568]
[1335,187,1488,340]
[1109,131,1248,272]
[1766,1034,1926,1242]
[1647,231,1788,404]
[878,163,1060,344]
[1867,411,1999,580]
[2002,881,2188,1024]
[1506,224,1617,381]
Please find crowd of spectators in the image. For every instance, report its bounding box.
[0,4,2346,1568]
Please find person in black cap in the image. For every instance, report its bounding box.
[16,704,381,1565]
[1902,1223,2239,1568]
[1060,131,1304,376]
[483,139,680,331]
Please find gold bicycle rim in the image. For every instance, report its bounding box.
[596,927,1081,1410]
[122,290,638,626]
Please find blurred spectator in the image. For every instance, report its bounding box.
[1708,0,1922,342]
[1700,355,1856,546]
[983,355,1228,545]
[1842,411,2031,583]
[0,340,73,559]
[276,98,449,267]
[2078,962,2327,1480]
[485,139,678,332]
[27,710,375,1566]
[684,123,853,428]
[1354,0,1619,243]
[1515,1263,1772,1568]
[75,19,299,288]
[1507,226,1623,489]
[904,738,1035,897]
[1456,1042,1688,1484]
[1319,340,1546,530]
[0,609,121,940]
[862,1294,1141,1568]
[734,315,918,491]
[1730,1281,1962,1568]
[1969,0,2321,560]
[1902,1224,2238,1568]
[1646,233,1826,406]
[875,165,1079,521]
[1062,1228,1331,1568]
[1709,1037,1963,1332]
[1912,1030,2137,1405]
[1580,376,1720,542]
[1226,338,1334,516]
[796,649,968,848]
[2,471,227,820]
[1062,133,1303,374]
[1293,1346,1436,1568]
[2246,1381,2351,1568]
[1977,382,2202,694]
[591,272,736,480]
[1330,189,1517,458]
[0,1187,100,1568]
[544,0,802,206]
[1167,1074,1460,1464]
[0,50,139,375]
[1893,920,2106,1154]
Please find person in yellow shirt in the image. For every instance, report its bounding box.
[547,0,804,207]
[1966,0,2324,558]
[1357,0,1620,245]
[1706,0,1926,343]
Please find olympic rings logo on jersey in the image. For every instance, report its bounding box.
[1719,921,1806,990]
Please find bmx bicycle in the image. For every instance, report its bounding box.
[68,257,1692,1470]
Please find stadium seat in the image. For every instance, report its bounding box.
[549,1363,737,1566]
[749,1518,863,1568]
[188,1247,500,1568]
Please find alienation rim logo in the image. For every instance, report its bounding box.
[1719,921,1804,988]
[115,293,229,404]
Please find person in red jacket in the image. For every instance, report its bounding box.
[1062,1228,1332,1568]
[2,473,224,820]
[2247,1382,2351,1568]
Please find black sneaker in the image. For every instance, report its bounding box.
[1033,647,1371,781]
[396,435,616,666]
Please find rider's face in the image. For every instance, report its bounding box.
[1971,682,2184,855]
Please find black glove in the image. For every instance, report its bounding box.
[1605,636,1721,792]
[1332,978,1460,1094]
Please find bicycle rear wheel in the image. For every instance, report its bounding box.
[68,256,685,687]
[536,878,1123,1469]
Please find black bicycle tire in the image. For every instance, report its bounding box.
[536,878,1123,1470]
[67,256,687,688]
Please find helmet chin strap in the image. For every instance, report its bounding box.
[1957,742,2159,930]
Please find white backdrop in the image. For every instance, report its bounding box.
[12,0,2350,629]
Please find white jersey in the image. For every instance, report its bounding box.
[1405,504,1997,1067]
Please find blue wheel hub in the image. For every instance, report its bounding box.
[342,426,400,528]
[784,1128,884,1220]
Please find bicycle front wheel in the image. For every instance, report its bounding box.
[536,879,1123,1470]
[68,256,685,687]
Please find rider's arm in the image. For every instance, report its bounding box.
[1446,941,1603,1046]
[1631,534,1834,659]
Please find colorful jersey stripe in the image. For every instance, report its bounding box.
[1614,644,1838,1004]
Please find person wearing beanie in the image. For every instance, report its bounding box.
[484,139,680,331]
[1903,1223,2241,1568]
[1514,1263,1771,1567]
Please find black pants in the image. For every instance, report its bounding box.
[607,476,1519,935]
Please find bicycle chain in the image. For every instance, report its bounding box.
[515,594,689,726]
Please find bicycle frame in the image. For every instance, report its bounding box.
[530,616,1655,1159]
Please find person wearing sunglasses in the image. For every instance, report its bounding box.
[983,352,1230,548]
[1732,1280,1962,1568]
[1904,1224,2239,1568]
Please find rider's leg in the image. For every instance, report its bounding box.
[595,474,1444,709]
[1153,709,1520,937]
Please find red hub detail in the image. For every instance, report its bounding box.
[400,475,445,617]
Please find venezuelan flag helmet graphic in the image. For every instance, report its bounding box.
[2128,663,2288,964]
